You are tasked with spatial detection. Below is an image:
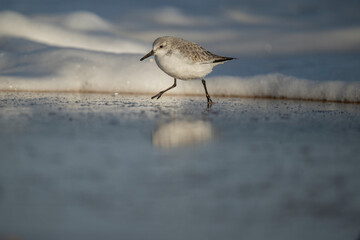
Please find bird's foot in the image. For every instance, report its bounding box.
[207,96,214,104]
[206,97,215,108]
[151,92,164,99]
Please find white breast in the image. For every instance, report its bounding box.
[155,53,214,80]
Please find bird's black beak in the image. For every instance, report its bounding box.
[140,50,154,61]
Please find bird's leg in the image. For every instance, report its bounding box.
[152,78,177,99]
[201,79,214,105]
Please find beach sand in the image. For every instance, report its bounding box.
[0,91,359,240]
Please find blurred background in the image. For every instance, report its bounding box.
[1,0,360,91]
[1,1,360,240]
[2,0,360,55]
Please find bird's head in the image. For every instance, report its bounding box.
[140,36,172,61]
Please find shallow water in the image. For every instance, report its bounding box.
[0,92,359,240]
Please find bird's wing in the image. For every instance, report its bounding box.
[178,41,234,64]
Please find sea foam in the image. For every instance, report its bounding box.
[0,11,360,103]
[1,43,359,103]
[0,11,147,54]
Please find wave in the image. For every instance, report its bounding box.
[1,42,359,103]
[0,10,359,103]
[1,10,360,55]
[0,11,147,54]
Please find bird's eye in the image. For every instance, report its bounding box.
[159,45,163,48]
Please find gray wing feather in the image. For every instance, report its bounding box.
[177,40,234,64]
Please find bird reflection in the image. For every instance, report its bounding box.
[152,120,214,148]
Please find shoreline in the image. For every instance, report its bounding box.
[1,92,360,240]
[1,90,360,104]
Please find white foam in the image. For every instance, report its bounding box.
[225,9,281,25]
[0,42,359,102]
[0,10,360,102]
[0,11,147,54]
[119,8,360,54]
[1,10,360,55]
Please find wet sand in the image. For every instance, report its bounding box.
[0,92,360,240]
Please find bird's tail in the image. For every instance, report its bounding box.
[212,56,236,63]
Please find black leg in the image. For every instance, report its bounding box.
[201,79,213,104]
[152,78,177,99]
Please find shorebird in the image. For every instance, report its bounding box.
[140,36,235,104]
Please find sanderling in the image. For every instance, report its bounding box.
[140,36,235,104]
